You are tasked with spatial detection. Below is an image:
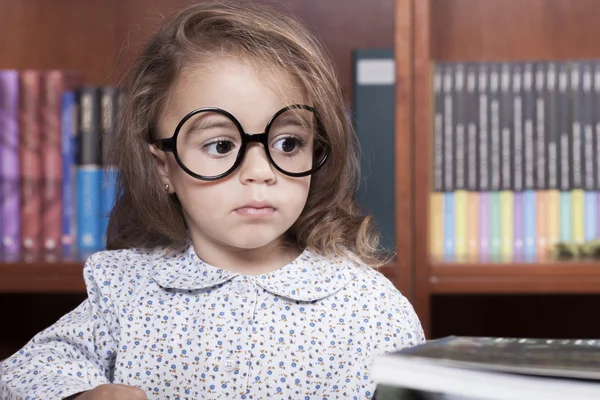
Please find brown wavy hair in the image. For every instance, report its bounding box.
[107,0,389,266]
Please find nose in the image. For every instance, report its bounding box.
[238,143,276,184]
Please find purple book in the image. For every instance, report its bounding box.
[0,70,20,261]
[596,191,600,236]
[513,192,524,262]
[478,192,490,262]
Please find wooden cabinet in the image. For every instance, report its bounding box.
[403,0,600,337]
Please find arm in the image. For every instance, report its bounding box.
[0,253,118,400]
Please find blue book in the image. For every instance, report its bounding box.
[585,191,597,241]
[76,166,103,259]
[76,87,102,260]
[99,87,119,250]
[61,91,77,258]
[523,190,537,261]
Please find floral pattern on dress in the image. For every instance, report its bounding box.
[0,244,425,400]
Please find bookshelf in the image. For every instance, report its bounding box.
[0,0,399,360]
[0,261,85,293]
[406,0,600,337]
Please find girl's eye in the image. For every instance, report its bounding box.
[272,136,302,153]
[203,140,235,156]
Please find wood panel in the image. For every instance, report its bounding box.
[0,0,121,85]
[0,261,84,293]
[412,0,433,336]
[392,0,414,299]
[430,0,600,61]
[0,0,394,99]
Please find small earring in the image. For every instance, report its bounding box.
[164,183,170,191]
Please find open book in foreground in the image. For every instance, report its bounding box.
[372,336,600,400]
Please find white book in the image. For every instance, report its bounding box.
[373,336,600,400]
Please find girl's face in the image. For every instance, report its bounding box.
[151,58,311,256]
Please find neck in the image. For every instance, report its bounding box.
[190,235,302,275]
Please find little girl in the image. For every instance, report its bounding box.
[0,1,425,399]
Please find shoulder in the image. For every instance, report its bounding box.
[337,253,404,298]
[84,247,160,278]
[335,253,426,345]
[82,246,167,303]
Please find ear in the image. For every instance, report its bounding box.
[148,144,173,190]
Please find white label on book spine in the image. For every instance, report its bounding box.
[357,59,395,85]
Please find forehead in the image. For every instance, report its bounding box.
[161,57,309,130]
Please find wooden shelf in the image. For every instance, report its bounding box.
[408,0,600,336]
[429,261,600,294]
[0,261,85,293]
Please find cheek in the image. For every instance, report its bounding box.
[281,176,311,209]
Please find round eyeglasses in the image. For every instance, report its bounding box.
[151,104,330,181]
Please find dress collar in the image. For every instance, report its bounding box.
[150,244,357,302]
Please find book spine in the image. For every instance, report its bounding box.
[43,70,82,260]
[535,62,548,261]
[429,192,444,263]
[512,63,524,261]
[0,70,20,261]
[595,61,600,239]
[546,62,560,253]
[489,63,501,261]
[76,87,102,259]
[61,91,77,258]
[19,70,43,260]
[454,64,467,261]
[41,71,63,259]
[478,63,490,261]
[100,86,118,250]
[500,63,513,262]
[443,64,455,261]
[514,192,524,262]
[522,62,537,261]
[466,63,479,261]
[582,61,598,241]
[430,64,444,261]
[559,62,572,243]
[571,61,585,244]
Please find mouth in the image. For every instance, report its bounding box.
[234,202,276,217]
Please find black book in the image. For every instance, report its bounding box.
[443,64,454,192]
[546,62,559,191]
[77,86,101,166]
[500,62,513,191]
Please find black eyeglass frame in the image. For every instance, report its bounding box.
[151,104,329,181]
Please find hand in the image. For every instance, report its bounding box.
[73,384,148,399]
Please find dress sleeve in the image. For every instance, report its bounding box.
[0,252,119,400]
[386,279,427,347]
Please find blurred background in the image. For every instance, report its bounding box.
[2,0,600,361]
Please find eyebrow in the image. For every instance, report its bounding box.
[272,114,313,128]
[184,117,237,135]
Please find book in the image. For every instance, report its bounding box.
[373,336,600,400]
[352,48,396,252]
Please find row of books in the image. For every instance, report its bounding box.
[0,69,119,262]
[430,59,600,262]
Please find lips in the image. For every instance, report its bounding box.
[234,201,276,216]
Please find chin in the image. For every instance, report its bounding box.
[221,229,287,251]
[227,237,280,250]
